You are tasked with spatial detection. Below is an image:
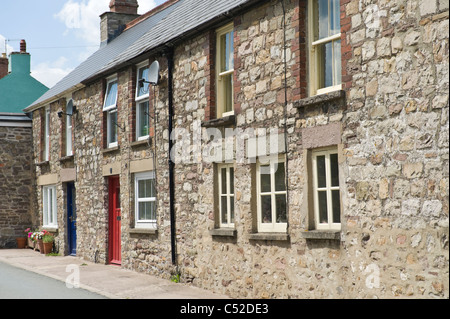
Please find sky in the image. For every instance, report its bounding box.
[0,0,166,88]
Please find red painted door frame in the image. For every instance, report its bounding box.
[108,176,121,265]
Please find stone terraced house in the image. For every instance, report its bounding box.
[0,40,48,248]
[24,0,448,298]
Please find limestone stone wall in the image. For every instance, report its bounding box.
[338,0,449,298]
[0,125,34,248]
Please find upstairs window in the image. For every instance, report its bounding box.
[103,79,118,112]
[66,99,73,156]
[136,63,150,141]
[309,0,342,95]
[103,78,118,148]
[136,64,150,99]
[216,23,234,118]
[44,107,50,161]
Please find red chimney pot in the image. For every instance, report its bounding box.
[20,39,27,53]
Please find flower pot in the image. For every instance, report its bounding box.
[42,242,53,254]
[16,237,27,249]
[37,239,44,254]
[27,237,35,249]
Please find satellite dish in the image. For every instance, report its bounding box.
[148,60,160,85]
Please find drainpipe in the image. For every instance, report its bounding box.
[165,47,177,266]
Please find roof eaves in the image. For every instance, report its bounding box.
[23,83,85,113]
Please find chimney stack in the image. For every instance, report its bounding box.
[100,0,140,46]
[0,53,8,80]
[9,39,31,75]
[110,0,139,14]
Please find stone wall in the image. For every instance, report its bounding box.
[338,0,449,298]
[0,125,34,248]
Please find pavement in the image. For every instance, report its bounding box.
[0,248,230,300]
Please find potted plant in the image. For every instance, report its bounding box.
[27,229,35,249]
[30,230,47,253]
[41,232,54,255]
[16,228,29,249]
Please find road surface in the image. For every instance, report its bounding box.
[0,261,107,299]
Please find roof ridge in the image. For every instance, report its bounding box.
[125,0,180,30]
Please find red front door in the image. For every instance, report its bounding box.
[108,176,121,265]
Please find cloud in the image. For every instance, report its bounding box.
[55,0,157,45]
[31,57,74,88]
[32,0,158,88]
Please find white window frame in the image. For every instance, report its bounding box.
[216,23,235,118]
[312,148,341,230]
[43,185,57,228]
[135,62,150,101]
[308,0,342,96]
[136,62,150,141]
[134,171,157,229]
[136,101,150,141]
[103,77,118,112]
[256,155,287,233]
[107,108,118,148]
[104,77,118,148]
[218,163,235,228]
[66,99,73,156]
[44,106,50,161]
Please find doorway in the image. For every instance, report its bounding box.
[67,182,77,256]
[108,176,121,265]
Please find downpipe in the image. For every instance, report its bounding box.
[165,47,177,267]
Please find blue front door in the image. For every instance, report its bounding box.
[67,182,77,256]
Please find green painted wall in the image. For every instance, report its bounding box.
[0,53,48,114]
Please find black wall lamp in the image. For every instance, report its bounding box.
[58,105,78,118]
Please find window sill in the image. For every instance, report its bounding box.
[59,155,74,163]
[202,115,236,128]
[131,139,150,148]
[42,227,58,233]
[295,89,345,109]
[248,233,289,242]
[210,228,236,237]
[35,160,50,166]
[300,230,341,241]
[129,228,157,235]
[102,146,120,154]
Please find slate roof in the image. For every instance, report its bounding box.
[25,0,257,112]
